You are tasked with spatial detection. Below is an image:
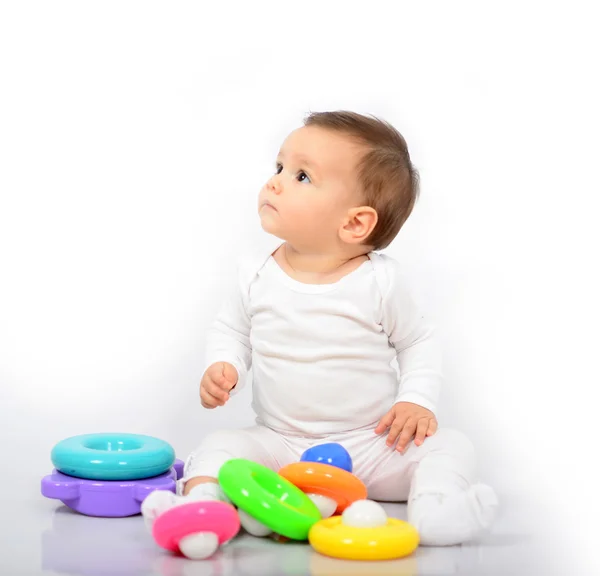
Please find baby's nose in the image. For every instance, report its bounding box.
[269,176,283,194]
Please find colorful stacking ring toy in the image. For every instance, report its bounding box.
[50,433,175,480]
[41,466,181,517]
[153,501,240,559]
[42,433,182,517]
[309,499,420,561]
[218,458,321,540]
[278,461,367,515]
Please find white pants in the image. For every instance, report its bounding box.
[178,425,477,500]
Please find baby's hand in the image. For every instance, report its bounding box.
[375,402,438,453]
[199,362,238,409]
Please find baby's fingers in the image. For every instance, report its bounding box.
[221,362,239,390]
[200,386,221,409]
[414,418,430,447]
[396,420,417,453]
[203,379,230,405]
[426,418,438,437]
[386,415,408,448]
[375,410,395,435]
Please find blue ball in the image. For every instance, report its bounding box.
[300,442,352,472]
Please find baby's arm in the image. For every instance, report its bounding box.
[375,256,443,449]
[202,266,252,404]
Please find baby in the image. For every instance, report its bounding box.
[142,110,498,554]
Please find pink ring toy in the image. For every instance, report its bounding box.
[152,501,240,553]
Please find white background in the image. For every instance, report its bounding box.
[1,1,598,572]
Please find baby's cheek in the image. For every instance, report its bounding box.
[304,199,334,221]
[305,211,334,236]
[288,202,317,225]
[287,200,335,238]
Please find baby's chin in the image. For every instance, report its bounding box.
[258,212,284,240]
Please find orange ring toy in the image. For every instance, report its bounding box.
[278,462,367,515]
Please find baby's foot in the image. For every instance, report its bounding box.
[408,484,498,546]
[141,482,229,532]
[141,489,179,533]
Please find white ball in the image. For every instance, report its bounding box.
[178,532,219,560]
[307,493,337,518]
[341,499,388,528]
[237,509,272,537]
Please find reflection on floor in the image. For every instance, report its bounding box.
[2,495,571,576]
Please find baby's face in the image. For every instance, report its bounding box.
[258,126,366,250]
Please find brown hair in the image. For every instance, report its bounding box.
[303,110,420,250]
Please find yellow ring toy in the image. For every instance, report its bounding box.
[309,516,419,561]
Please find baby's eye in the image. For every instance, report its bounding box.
[297,171,311,184]
[275,163,283,174]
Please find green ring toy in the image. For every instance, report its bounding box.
[218,458,321,540]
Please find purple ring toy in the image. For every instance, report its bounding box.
[41,459,185,517]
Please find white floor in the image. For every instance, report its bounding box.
[1,490,573,576]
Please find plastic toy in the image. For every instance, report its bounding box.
[218,458,321,540]
[41,433,183,517]
[41,467,181,517]
[50,433,175,480]
[278,460,367,517]
[152,500,240,560]
[300,442,353,473]
[309,499,420,561]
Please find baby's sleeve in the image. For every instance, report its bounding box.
[379,256,443,416]
[204,263,253,394]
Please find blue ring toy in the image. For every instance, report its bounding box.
[51,433,175,481]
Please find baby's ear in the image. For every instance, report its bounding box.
[340,206,378,244]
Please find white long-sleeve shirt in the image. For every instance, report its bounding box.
[205,247,443,436]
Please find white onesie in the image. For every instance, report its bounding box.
[205,246,443,437]
[160,246,497,546]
